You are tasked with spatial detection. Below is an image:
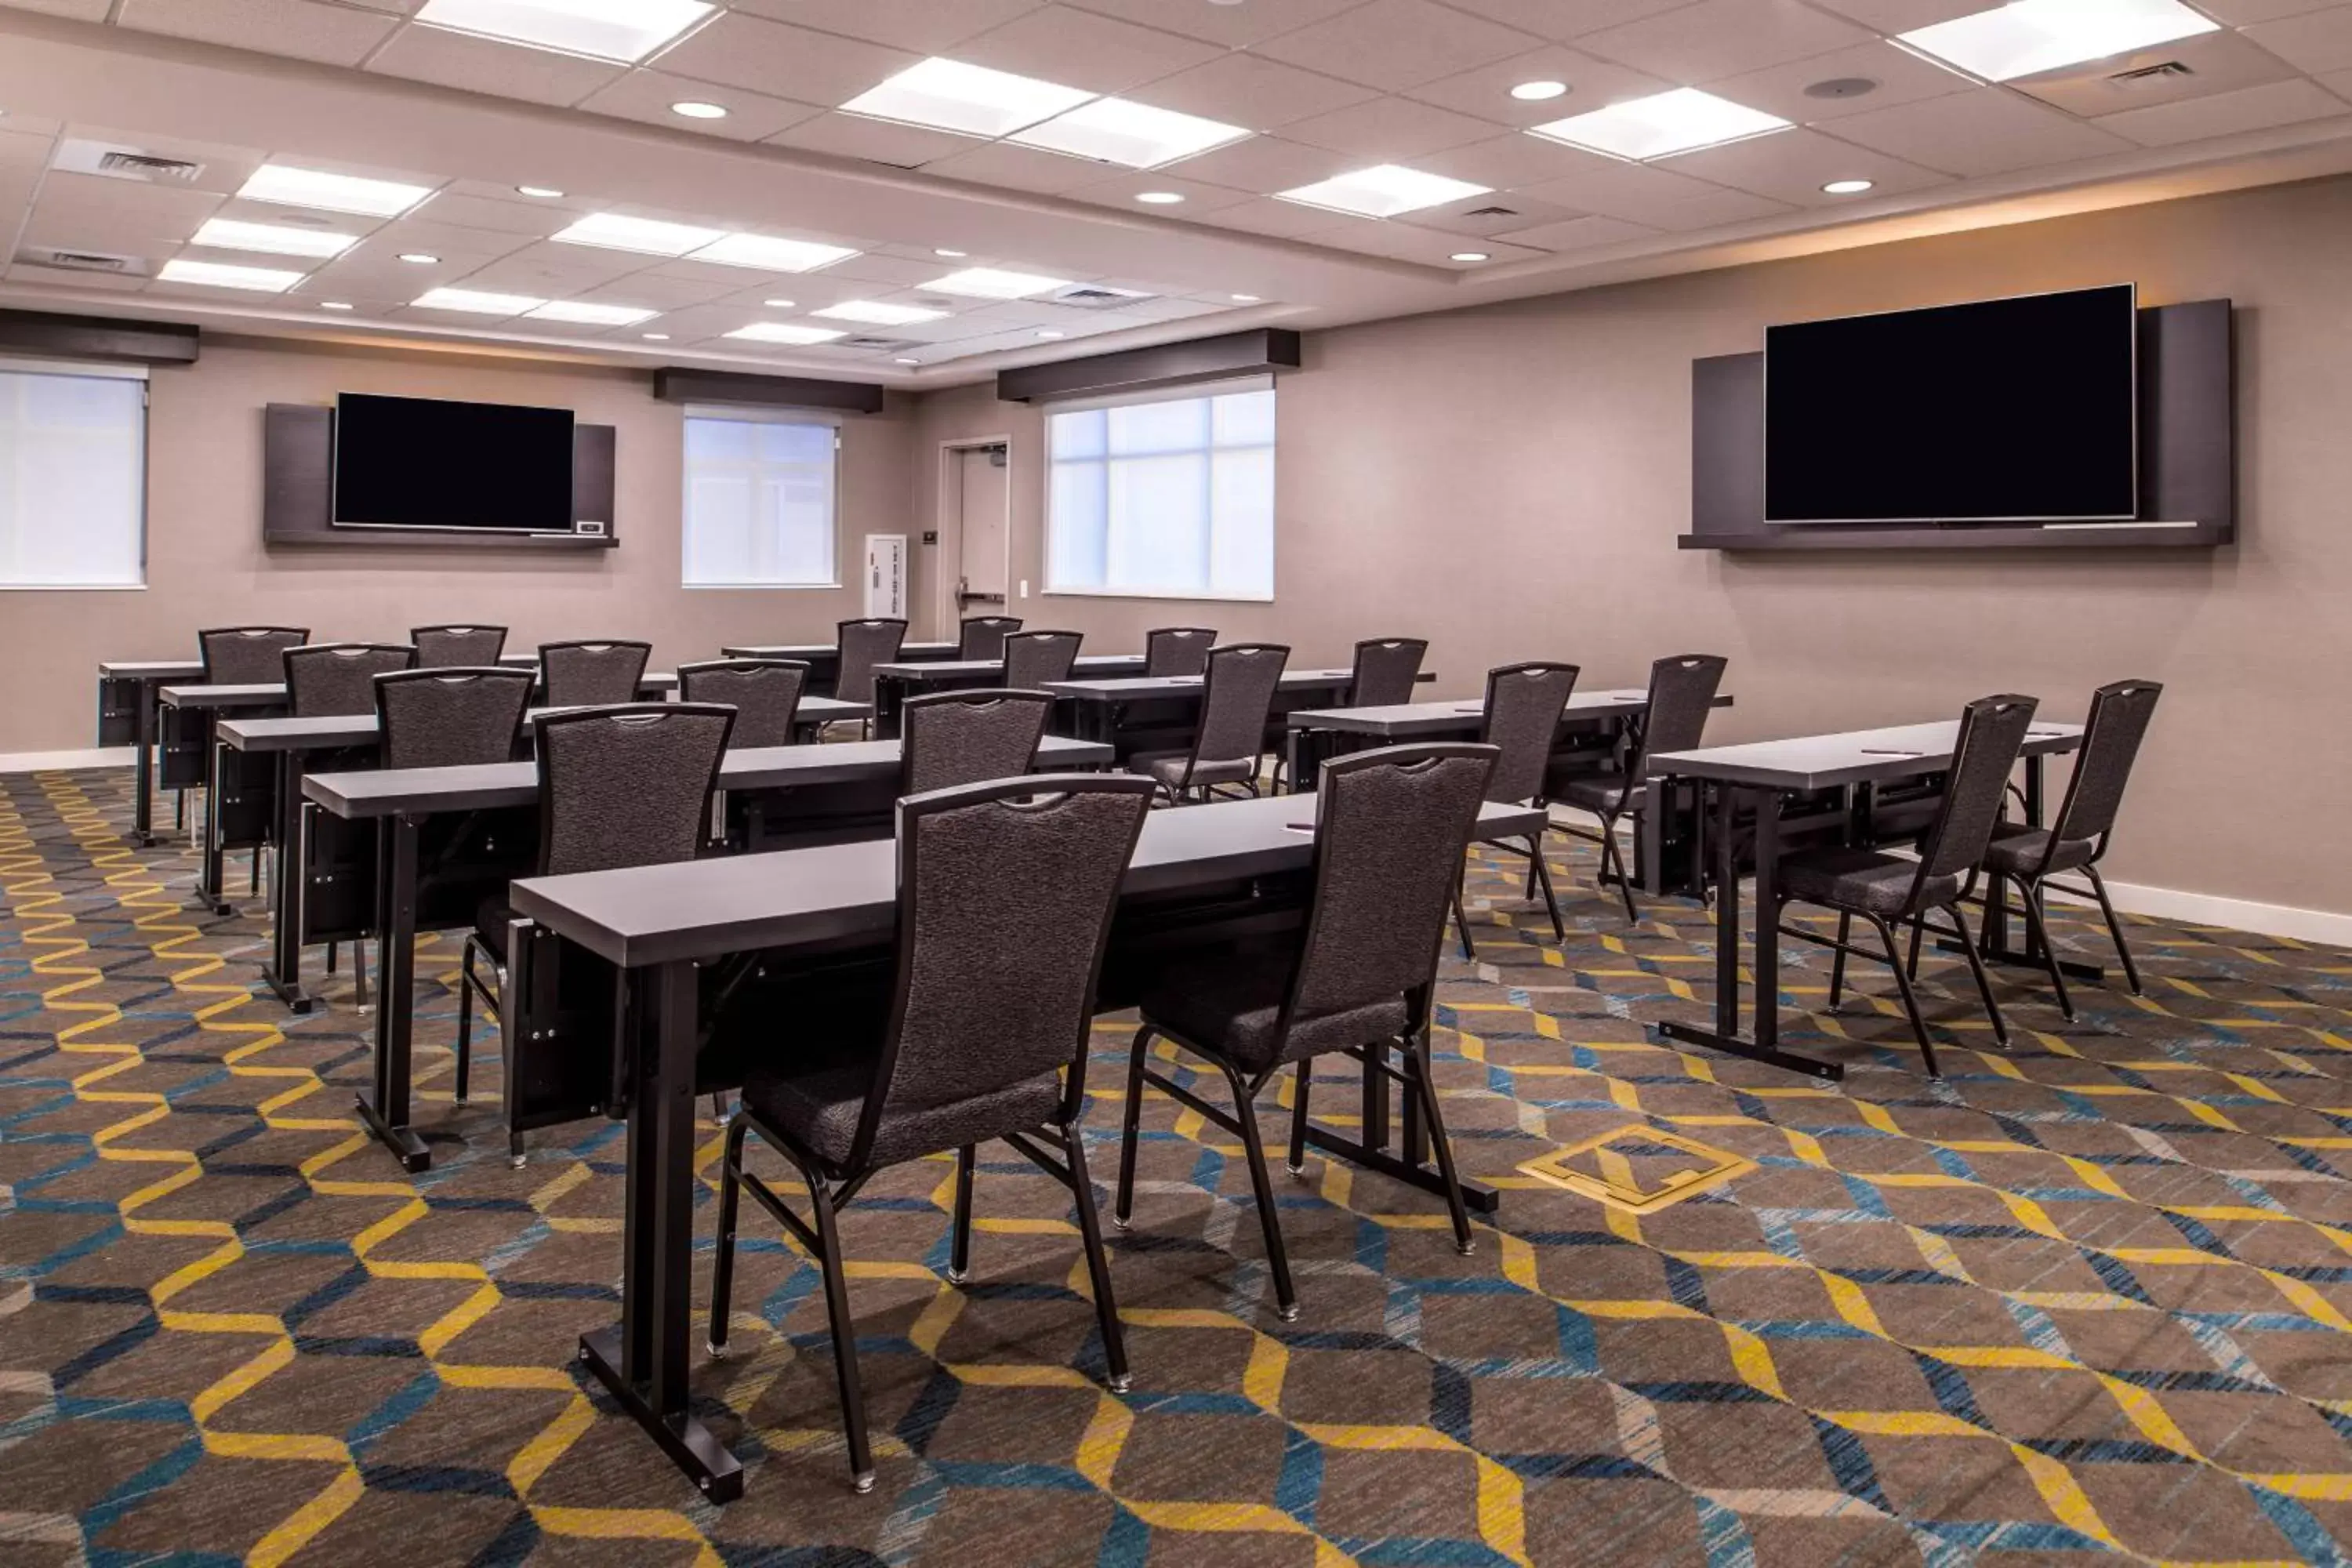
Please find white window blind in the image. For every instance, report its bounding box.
[0,364,146,590]
[681,408,840,587]
[1047,378,1274,601]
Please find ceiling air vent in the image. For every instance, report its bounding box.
[52,140,205,183]
[1461,205,1521,219]
[1051,285,1150,310]
[24,248,147,274]
[2107,60,2193,87]
[840,335,918,351]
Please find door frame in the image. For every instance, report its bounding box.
[933,434,1016,642]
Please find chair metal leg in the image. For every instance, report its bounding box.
[1867,913,1939,1077]
[353,937,368,1008]
[326,942,339,975]
[2014,887,2075,1022]
[1525,835,1564,942]
[946,1144,975,1285]
[249,849,261,895]
[707,1119,748,1357]
[1451,881,1475,960]
[1599,812,1638,924]
[2083,866,2143,994]
[1214,1060,1297,1322]
[1940,904,2012,1049]
[1828,911,1851,1008]
[808,1175,876,1492]
[1112,1028,1152,1229]
[1287,1060,1311,1177]
[508,1131,525,1170]
[455,948,475,1104]
[1405,1036,1475,1256]
[1061,1123,1131,1393]
[1905,916,1925,980]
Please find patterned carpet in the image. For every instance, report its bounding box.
[6,765,2352,1567]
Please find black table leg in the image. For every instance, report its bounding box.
[132,683,157,847]
[582,958,743,1501]
[355,813,428,1171]
[1943,752,2104,982]
[194,727,230,916]
[1310,1033,1498,1213]
[263,750,318,1013]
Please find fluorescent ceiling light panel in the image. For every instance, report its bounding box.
[812,300,949,325]
[1898,0,2218,82]
[1526,88,1788,161]
[840,57,1094,139]
[919,267,1072,299]
[528,299,659,325]
[190,217,357,258]
[412,0,713,64]
[1011,97,1248,169]
[157,258,303,292]
[553,212,725,256]
[691,234,859,272]
[1275,163,1490,219]
[413,287,546,314]
[237,164,433,217]
[726,322,849,344]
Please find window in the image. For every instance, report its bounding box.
[0,361,147,589]
[1047,378,1274,601]
[681,408,840,587]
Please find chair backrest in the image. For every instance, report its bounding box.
[200,626,310,685]
[1479,662,1580,804]
[1634,654,1729,768]
[1192,643,1290,768]
[1287,744,1498,1029]
[957,615,1024,659]
[532,704,735,877]
[834,618,908,705]
[678,659,808,749]
[899,688,1052,797]
[1003,630,1081,689]
[412,624,509,668]
[283,642,416,717]
[539,640,651,708]
[1145,626,1218,677]
[846,773,1156,1170]
[1349,637,1428,709]
[1911,694,2040,892]
[374,667,535,769]
[2049,679,2161,848]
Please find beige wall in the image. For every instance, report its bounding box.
[5,335,920,751]
[915,175,2352,916]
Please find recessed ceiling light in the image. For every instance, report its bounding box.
[726,321,849,344]
[1134,191,1186,205]
[190,217,357,258]
[412,0,713,64]
[397,252,441,264]
[935,248,967,258]
[1511,80,1569,101]
[840,56,1094,140]
[1036,329,1065,339]
[693,234,859,272]
[670,100,728,120]
[1822,178,1875,194]
[413,286,545,315]
[158,258,305,292]
[1526,88,1788,162]
[920,267,1072,299]
[516,184,565,198]
[237,164,433,218]
[1231,293,1261,303]
[528,299,659,326]
[1276,164,1490,220]
[643,332,670,339]
[318,300,355,310]
[814,299,949,325]
[1011,97,1248,169]
[1450,251,1490,262]
[554,212,724,256]
[1900,0,2217,81]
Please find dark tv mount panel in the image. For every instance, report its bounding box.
[1683,298,2234,551]
[262,403,619,550]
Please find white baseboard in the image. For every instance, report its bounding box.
[0,747,132,774]
[2060,879,2352,948]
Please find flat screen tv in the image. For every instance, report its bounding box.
[1764,283,2138,524]
[332,392,576,532]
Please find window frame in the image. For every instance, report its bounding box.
[0,355,150,593]
[678,401,845,591]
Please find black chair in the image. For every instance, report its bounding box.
[539,639,652,708]
[1115,743,1497,1321]
[1137,643,1288,804]
[281,643,416,717]
[412,624,508,668]
[834,618,908,737]
[1144,626,1217,677]
[374,667,535,769]
[707,773,1156,1490]
[957,615,1023,659]
[1455,662,1578,955]
[679,659,808,749]
[1776,695,2039,1077]
[1974,679,2162,1017]
[1350,637,1429,708]
[1548,654,1728,924]
[457,704,735,1163]
[199,626,310,684]
[899,688,1052,797]
[1004,630,1081,690]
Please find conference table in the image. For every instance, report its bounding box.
[720,640,960,699]
[506,789,1547,1501]
[871,654,1146,738]
[1044,668,1437,764]
[1645,719,2085,1080]
[305,733,1111,1172]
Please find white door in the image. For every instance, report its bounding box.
[955,445,1010,622]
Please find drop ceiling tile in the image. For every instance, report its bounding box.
[452,253,648,296]
[209,194,390,234]
[953,8,1224,95]
[827,252,962,286]
[410,191,565,237]
[34,180,227,240]
[1510,151,1746,223]
[1155,135,1346,194]
[1281,96,1505,159]
[766,112,983,169]
[364,217,535,258]
[1707,41,1974,125]
[1253,0,1545,93]
[1192,194,1358,238]
[22,203,195,255]
[1830,88,2135,176]
[2322,65,2352,98]
[0,0,109,18]
[1433,0,1704,42]
[15,263,153,292]
[113,0,401,66]
[2017,30,2299,117]
[650,13,917,104]
[1311,218,1543,263]
[1403,45,1673,125]
[366,24,626,108]
[1065,171,1255,213]
[1058,0,1369,46]
[1396,190,1586,236]
[472,238,649,279]
[921,141,1110,194]
[1801,0,1983,29]
[1491,212,1661,250]
[576,69,825,142]
[2242,7,2352,72]
[723,0,1044,52]
[1577,0,1872,83]
[1660,125,1949,203]
[1126,54,1381,130]
[1413,130,1640,189]
[0,130,56,172]
[581,271,743,307]
[2194,0,2352,21]
[2092,77,2351,143]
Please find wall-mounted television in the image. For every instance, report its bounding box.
[1764,283,2138,524]
[332,392,576,533]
